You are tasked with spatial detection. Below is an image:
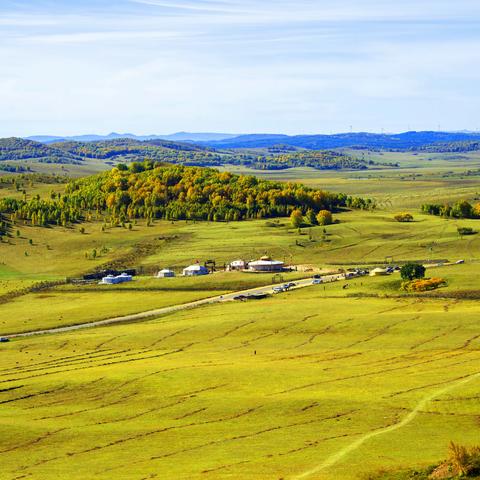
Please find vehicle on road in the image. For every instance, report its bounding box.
[273,286,285,294]
[312,278,322,285]
[233,295,247,301]
[248,293,269,300]
[456,259,465,264]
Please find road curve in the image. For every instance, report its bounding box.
[4,277,319,339]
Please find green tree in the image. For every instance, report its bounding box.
[400,263,426,281]
[290,209,303,228]
[316,210,333,226]
[305,209,317,226]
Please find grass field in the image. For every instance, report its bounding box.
[1,158,480,479]
[1,272,479,479]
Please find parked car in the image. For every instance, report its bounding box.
[233,295,247,301]
[248,293,268,300]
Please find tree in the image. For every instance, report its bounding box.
[400,262,426,281]
[451,200,473,219]
[305,209,317,225]
[290,209,303,228]
[316,210,333,226]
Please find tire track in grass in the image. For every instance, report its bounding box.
[291,370,480,480]
[272,350,469,396]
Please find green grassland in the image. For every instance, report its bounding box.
[222,150,480,208]
[3,211,478,279]
[1,157,480,478]
[1,207,479,336]
[1,271,479,479]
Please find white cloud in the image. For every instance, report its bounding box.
[1,0,480,134]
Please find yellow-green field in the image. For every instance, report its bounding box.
[1,273,479,479]
[1,160,480,479]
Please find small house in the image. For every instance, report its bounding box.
[156,269,175,278]
[369,267,389,277]
[183,264,209,276]
[248,256,284,273]
[229,260,247,271]
[99,272,133,284]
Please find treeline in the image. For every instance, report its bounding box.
[0,164,31,173]
[0,137,391,171]
[244,151,372,170]
[421,200,480,219]
[415,141,480,153]
[0,161,373,227]
[0,138,81,164]
[52,139,387,170]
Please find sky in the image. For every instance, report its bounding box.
[1,0,480,137]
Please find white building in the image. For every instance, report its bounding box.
[248,256,284,273]
[99,272,133,284]
[370,267,389,277]
[156,269,175,278]
[183,264,209,276]
[229,259,247,271]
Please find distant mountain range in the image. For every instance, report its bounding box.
[25,130,480,151]
[201,131,480,150]
[26,132,239,144]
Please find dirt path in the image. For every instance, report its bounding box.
[4,277,316,339]
[292,370,480,480]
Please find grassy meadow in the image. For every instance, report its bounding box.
[1,275,479,479]
[1,154,480,478]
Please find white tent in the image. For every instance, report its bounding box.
[370,267,389,276]
[156,269,175,278]
[183,264,209,276]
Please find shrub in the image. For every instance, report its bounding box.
[428,442,480,478]
[400,262,426,281]
[394,213,414,222]
[457,227,477,236]
[402,277,447,292]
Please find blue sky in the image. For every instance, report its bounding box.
[1,0,480,136]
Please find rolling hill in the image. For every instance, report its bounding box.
[202,131,480,150]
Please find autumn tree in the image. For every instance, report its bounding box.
[290,209,303,228]
[316,210,333,226]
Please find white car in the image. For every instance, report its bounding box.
[312,278,322,285]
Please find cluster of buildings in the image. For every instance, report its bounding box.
[99,272,133,284]
[227,256,285,273]
[153,255,286,279]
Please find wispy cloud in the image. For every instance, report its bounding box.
[1,0,480,135]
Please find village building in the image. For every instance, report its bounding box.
[248,256,284,273]
[228,259,247,271]
[99,272,133,284]
[370,267,389,276]
[183,264,209,276]
[156,269,175,278]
